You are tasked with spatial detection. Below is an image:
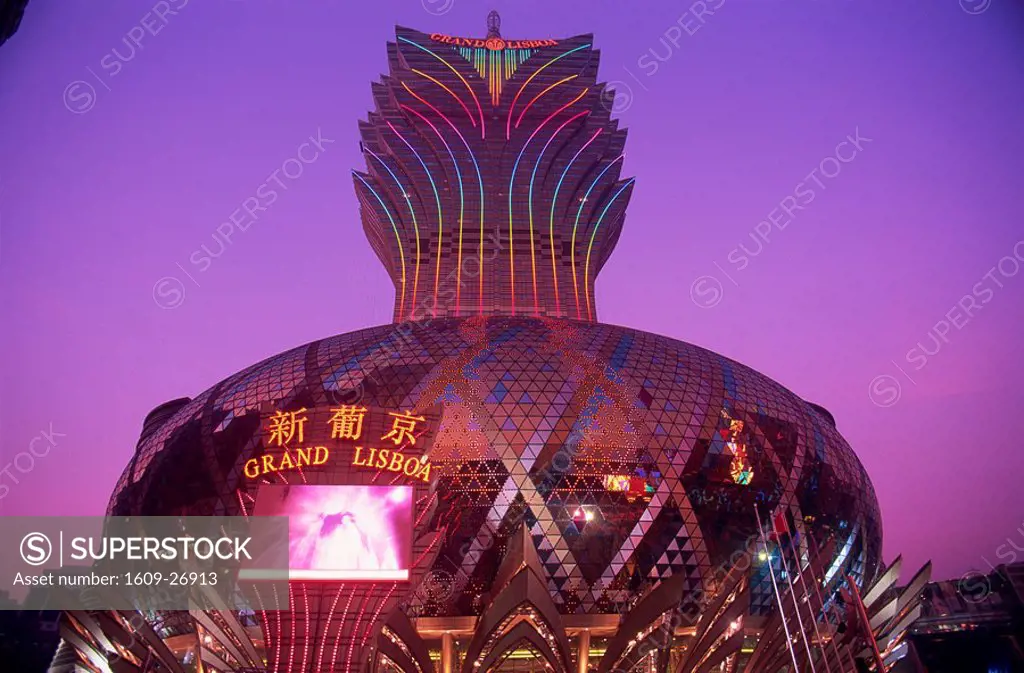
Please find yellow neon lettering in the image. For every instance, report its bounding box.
[389,451,405,472]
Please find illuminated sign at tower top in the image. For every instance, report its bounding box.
[428,33,558,50]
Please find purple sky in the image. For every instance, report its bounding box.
[1,0,1022,583]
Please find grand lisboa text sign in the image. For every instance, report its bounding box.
[243,405,435,483]
[428,33,558,50]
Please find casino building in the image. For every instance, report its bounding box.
[52,14,929,673]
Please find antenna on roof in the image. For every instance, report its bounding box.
[487,10,501,38]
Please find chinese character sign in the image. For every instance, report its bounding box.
[267,409,308,447]
[244,405,437,483]
[328,405,368,441]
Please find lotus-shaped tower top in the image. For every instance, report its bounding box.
[353,20,634,322]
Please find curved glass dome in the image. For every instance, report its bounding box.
[95,20,896,672]
[110,316,881,617]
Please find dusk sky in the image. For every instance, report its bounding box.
[1,0,1022,583]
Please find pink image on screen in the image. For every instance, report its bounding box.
[253,484,413,581]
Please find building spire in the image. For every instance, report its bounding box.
[486,10,501,38]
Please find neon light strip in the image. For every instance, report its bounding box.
[507,43,591,139]
[388,121,443,318]
[529,110,590,314]
[412,524,443,569]
[550,128,602,315]
[364,150,420,318]
[410,68,475,130]
[359,583,397,649]
[287,583,296,673]
[252,587,270,671]
[347,583,374,672]
[235,489,249,517]
[571,155,623,319]
[515,74,578,128]
[401,84,485,315]
[584,178,634,320]
[458,47,535,107]
[273,584,282,673]
[401,103,465,316]
[355,173,407,319]
[301,584,310,673]
[329,586,356,673]
[399,37,485,138]
[508,89,588,316]
[490,50,497,106]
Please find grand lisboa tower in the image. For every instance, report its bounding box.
[54,13,931,673]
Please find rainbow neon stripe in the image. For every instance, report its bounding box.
[354,172,407,319]
[506,43,591,139]
[365,148,421,316]
[571,155,623,319]
[398,36,486,138]
[410,68,476,129]
[508,88,589,316]
[401,82,485,315]
[550,127,602,314]
[516,74,578,129]
[457,47,535,106]
[400,103,465,316]
[529,110,589,314]
[584,178,635,320]
[387,121,444,318]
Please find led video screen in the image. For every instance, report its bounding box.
[253,484,413,581]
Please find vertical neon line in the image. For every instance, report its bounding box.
[287,584,295,673]
[506,43,591,139]
[355,173,407,320]
[584,178,634,320]
[365,149,420,316]
[301,584,310,673]
[346,583,374,671]
[571,155,623,319]
[550,127,602,316]
[398,36,486,138]
[529,110,589,315]
[328,586,356,673]
[272,584,282,672]
[400,103,464,317]
[311,590,339,671]
[508,89,588,317]
[401,82,485,316]
[388,121,443,318]
[358,583,397,650]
